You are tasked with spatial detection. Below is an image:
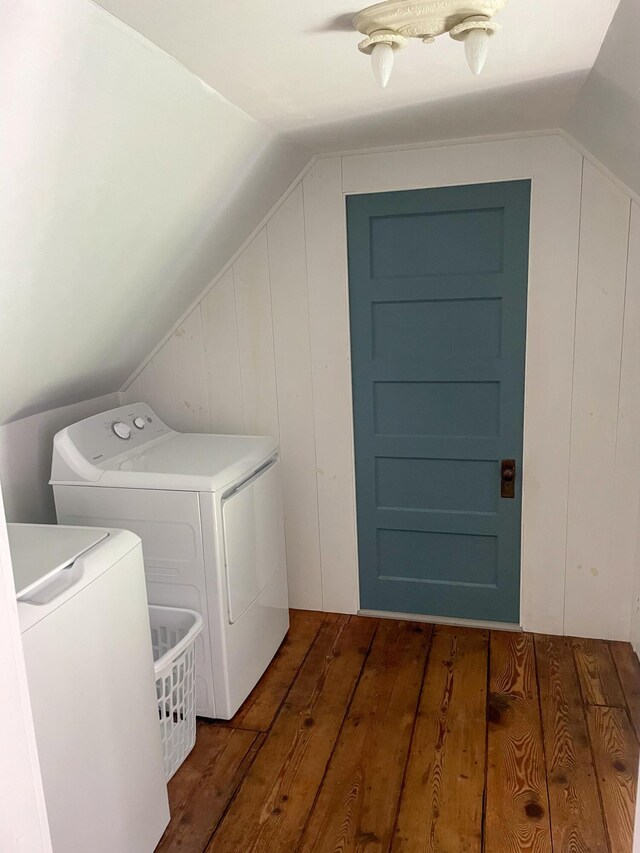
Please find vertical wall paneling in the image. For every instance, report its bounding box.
[138,341,177,427]
[564,161,632,639]
[233,230,280,439]
[623,204,640,652]
[517,141,583,635]
[201,268,245,434]
[169,307,211,433]
[120,136,640,640]
[267,185,323,610]
[304,157,360,614]
[612,201,640,643]
[120,375,142,405]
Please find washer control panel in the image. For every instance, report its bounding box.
[59,403,173,466]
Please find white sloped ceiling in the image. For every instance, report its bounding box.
[0,0,309,423]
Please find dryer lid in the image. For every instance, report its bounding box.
[94,433,278,492]
[8,524,109,598]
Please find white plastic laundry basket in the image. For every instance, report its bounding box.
[149,605,204,781]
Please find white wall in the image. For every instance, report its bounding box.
[564,164,636,639]
[121,133,640,640]
[0,394,118,524]
[628,209,640,657]
[0,0,308,424]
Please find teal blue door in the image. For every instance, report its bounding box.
[347,180,530,623]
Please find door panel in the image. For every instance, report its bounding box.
[375,457,498,513]
[347,181,530,622]
[374,381,501,437]
[370,207,505,277]
[372,297,502,363]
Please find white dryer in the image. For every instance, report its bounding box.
[50,403,289,719]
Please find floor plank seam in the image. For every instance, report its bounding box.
[258,611,329,734]
[531,634,556,851]
[608,641,640,747]
[202,731,267,853]
[570,641,589,709]
[623,707,640,747]
[388,622,436,849]
[201,721,270,735]
[574,652,613,853]
[292,616,380,853]
[480,631,492,852]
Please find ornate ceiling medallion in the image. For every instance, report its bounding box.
[353,0,508,86]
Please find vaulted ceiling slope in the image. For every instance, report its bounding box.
[565,0,640,198]
[0,0,309,424]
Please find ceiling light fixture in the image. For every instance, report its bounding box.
[353,0,508,87]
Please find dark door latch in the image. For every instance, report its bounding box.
[501,459,516,499]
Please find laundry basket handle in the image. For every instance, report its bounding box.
[153,608,204,674]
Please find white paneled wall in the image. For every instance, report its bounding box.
[233,231,280,439]
[627,207,640,654]
[169,310,210,433]
[303,159,360,614]
[138,342,176,425]
[565,163,633,639]
[120,134,640,637]
[202,270,244,434]
[267,186,323,610]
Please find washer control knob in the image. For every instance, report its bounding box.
[133,416,146,430]
[112,421,132,440]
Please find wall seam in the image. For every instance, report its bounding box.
[195,303,213,433]
[562,154,585,636]
[298,181,324,610]
[302,168,326,610]
[340,153,361,613]
[262,227,281,443]
[229,266,247,433]
[611,199,634,640]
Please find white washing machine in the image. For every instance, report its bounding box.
[50,402,289,719]
[9,523,169,853]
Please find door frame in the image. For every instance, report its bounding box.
[312,135,583,633]
[346,180,530,626]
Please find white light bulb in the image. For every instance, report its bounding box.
[464,27,490,75]
[371,42,394,88]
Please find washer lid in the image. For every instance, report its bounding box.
[8,524,109,598]
[93,433,278,492]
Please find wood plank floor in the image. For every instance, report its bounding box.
[155,611,639,853]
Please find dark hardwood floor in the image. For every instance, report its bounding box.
[155,610,640,852]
